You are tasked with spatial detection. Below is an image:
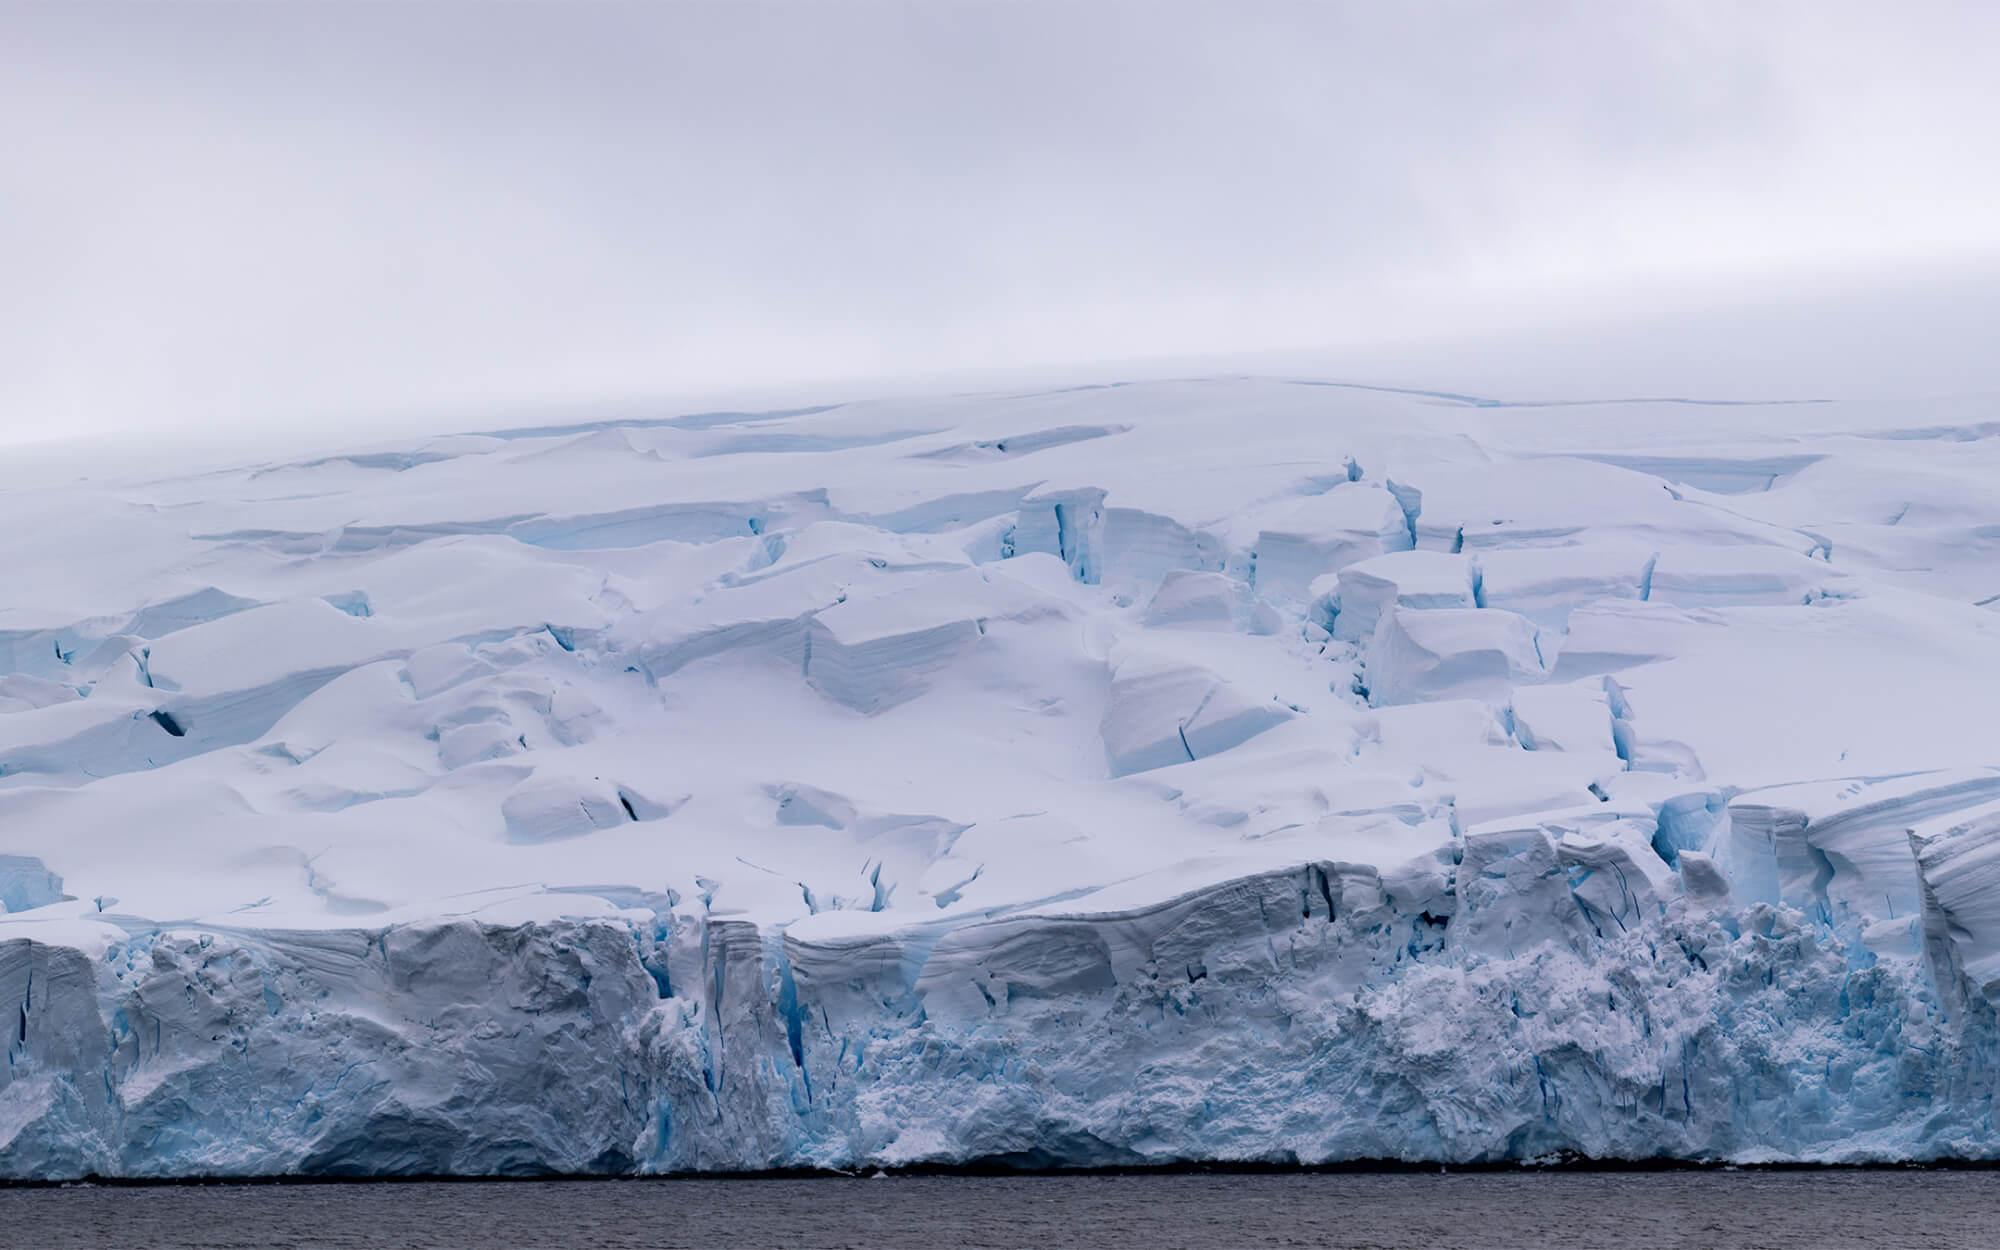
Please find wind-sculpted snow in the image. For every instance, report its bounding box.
[3,376,2000,1177]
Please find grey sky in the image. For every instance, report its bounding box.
[4,2,1998,445]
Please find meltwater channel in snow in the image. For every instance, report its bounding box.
[2,376,1999,1178]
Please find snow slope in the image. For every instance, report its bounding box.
[3,376,1999,1176]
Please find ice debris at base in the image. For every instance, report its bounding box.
[3,376,2000,1177]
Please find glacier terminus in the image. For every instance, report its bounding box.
[3,376,1999,1178]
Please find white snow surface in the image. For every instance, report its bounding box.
[3,376,2000,1176]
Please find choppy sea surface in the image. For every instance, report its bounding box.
[2,1170,1993,1249]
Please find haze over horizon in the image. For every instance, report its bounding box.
[6,1,1999,447]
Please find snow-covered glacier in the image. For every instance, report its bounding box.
[4,377,2000,1178]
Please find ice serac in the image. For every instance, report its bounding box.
[1364,606,1545,706]
[1324,549,1475,642]
[4,375,2000,1177]
[1475,544,1652,628]
[0,857,64,913]
[1508,679,1621,771]
[1099,644,1294,776]
[1251,483,1412,604]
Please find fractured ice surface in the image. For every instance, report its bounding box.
[4,376,2000,1177]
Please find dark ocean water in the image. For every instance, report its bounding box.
[2,1170,1993,1250]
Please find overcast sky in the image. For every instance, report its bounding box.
[5,2,1999,446]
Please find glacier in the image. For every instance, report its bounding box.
[3,376,2000,1178]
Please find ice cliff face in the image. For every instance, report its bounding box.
[3,378,1999,1177]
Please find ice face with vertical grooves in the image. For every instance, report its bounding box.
[4,376,2000,1177]
[1913,800,2000,1002]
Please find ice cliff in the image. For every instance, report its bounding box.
[3,377,1999,1177]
